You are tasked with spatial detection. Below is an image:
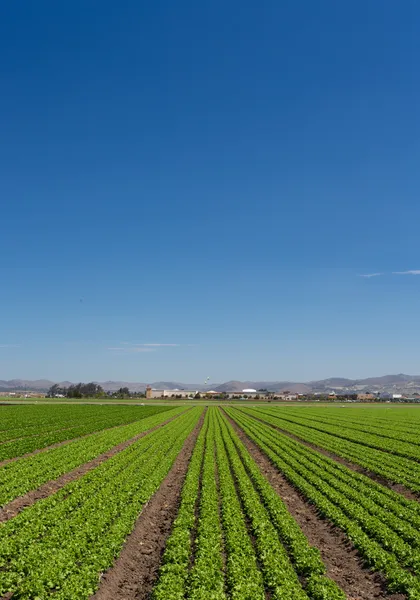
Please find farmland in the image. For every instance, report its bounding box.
[0,404,420,598]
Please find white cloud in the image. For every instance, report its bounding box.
[131,347,156,352]
[392,270,420,275]
[135,343,181,347]
[0,344,20,348]
[113,342,189,352]
[358,273,382,278]
[120,342,182,347]
[107,347,155,353]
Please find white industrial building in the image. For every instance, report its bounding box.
[146,387,198,399]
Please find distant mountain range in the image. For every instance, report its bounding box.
[2,374,420,395]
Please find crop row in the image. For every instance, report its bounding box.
[239,410,420,542]
[216,410,345,600]
[253,406,420,462]
[246,406,420,492]
[0,406,185,508]
[273,407,420,446]
[214,412,265,599]
[152,412,208,600]
[153,408,345,599]
[0,407,203,599]
[153,410,230,600]
[155,409,263,600]
[228,408,420,597]
[0,404,124,430]
[0,403,164,435]
[0,405,171,461]
[188,410,225,599]
[245,409,420,509]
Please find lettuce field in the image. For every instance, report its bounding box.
[1,403,420,599]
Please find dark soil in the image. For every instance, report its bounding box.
[224,410,406,600]
[90,409,206,600]
[0,412,183,523]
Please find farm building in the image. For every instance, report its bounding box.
[146,386,197,399]
[356,393,376,401]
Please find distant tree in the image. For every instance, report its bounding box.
[67,385,82,398]
[112,386,130,398]
[116,386,130,396]
[47,384,61,397]
[64,382,105,398]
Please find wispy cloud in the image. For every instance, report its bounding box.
[114,342,192,352]
[107,347,155,353]
[392,270,420,275]
[135,343,181,347]
[358,273,382,278]
[0,344,20,348]
[121,342,183,347]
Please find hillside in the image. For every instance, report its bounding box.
[3,374,420,395]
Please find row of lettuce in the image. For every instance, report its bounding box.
[243,406,420,493]
[152,408,346,600]
[0,406,202,599]
[230,407,420,598]
[0,406,184,508]
[257,405,420,459]
[267,406,420,445]
[0,404,171,461]
[3,402,418,599]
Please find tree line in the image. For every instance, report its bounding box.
[46,383,146,399]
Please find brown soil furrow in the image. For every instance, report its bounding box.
[91,409,206,600]
[224,410,405,600]
[0,411,184,523]
[0,411,176,469]
[245,411,419,502]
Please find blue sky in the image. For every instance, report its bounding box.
[1,1,420,383]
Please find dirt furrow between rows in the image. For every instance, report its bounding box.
[245,411,419,502]
[224,411,405,600]
[0,411,185,523]
[91,409,206,600]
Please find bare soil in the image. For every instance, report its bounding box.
[91,409,206,600]
[224,410,406,600]
[251,414,419,502]
[0,411,183,523]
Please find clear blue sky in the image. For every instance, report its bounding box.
[1,1,420,383]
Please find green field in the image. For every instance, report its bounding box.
[1,403,420,599]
